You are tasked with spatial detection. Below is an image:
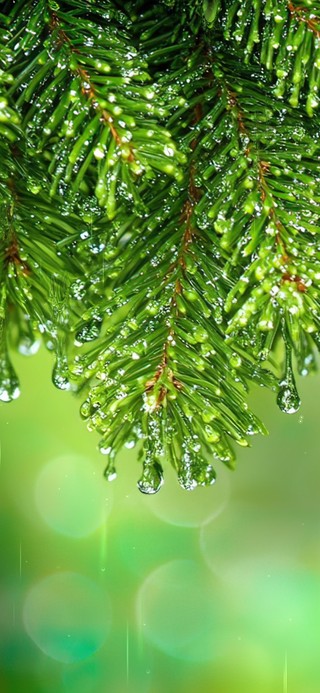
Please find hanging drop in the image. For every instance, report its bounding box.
[277,340,300,414]
[0,351,20,402]
[52,354,71,391]
[137,458,164,495]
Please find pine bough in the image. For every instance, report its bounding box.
[1,0,320,492]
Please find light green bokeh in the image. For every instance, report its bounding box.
[23,572,111,664]
[35,454,113,538]
[136,559,232,662]
[0,346,320,692]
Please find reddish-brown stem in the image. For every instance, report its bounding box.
[288,3,320,38]
[49,13,134,160]
[4,235,30,275]
[228,89,306,290]
[281,271,307,293]
[145,106,203,404]
[3,183,30,276]
[227,90,247,135]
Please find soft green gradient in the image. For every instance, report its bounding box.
[0,348,319,692]
[23,572,111,663]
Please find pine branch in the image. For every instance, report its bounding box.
[202,0,320,114]
[0,52,84,396]
[5,0,185,217]
[1,0,320,493]
[201,58,320,410]
[73,27,273,491]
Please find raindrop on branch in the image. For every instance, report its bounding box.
[52,355,71,391]
[277,339,300,414]
[0,352,20,402]
[137,460,164,495]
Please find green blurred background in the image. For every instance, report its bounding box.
[1,347,319,693]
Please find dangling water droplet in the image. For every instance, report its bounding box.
[229,352,242,369]
[52,356,71,391]
[124,440,136,449]
[0,352,20,402]
[178,446,216,489]
[214,440,236,468]
[100,444,117,480]
[277,382,300,414]
[178,450,197,491]
[18,336,41,356]
[75,319,102,346]
[137,460,163,495]
[80,399,91,419]
[277,340,300,414]
[194,464,216,486]
[70,279,86,300]
[178,467,197,491]
[103,461,117,482]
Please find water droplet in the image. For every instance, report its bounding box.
[52,356,71,391]
[277,343,300,414]
[18,336,41,356]
[99,443,117,481]
[178,465,197,491]
[194,464,216,486]
[277,383,300,414]
[103,462,117,482]
[177,446,217,490]
[0,352,20,402]
[201,407,219,423]
[229,353,242,369]
[70,279,86,300]
[124,440,136,449]
[193,326,209,343]
[75,320,102,345]
[137,461,163,495]
[80,399,91,419]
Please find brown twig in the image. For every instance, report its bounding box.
[49,12,134,160]
[288,3,320,38]
[281,271,307,293]
[4,183,30,276]
[4,233,30,276]
[145,105,203,404]
[227,89,304,288]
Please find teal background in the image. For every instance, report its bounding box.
[0,348,319,692]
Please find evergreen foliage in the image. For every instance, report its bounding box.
[1,0,320,492]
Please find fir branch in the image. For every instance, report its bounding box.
[5,0,185,215]
[201,0,320,114]
[74,36,273,492]
[188,56,320,409]
[2,0,320,493]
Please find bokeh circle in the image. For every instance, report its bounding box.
[23,572,112,663]
[35,454,112,537]
[136,559,228,661]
